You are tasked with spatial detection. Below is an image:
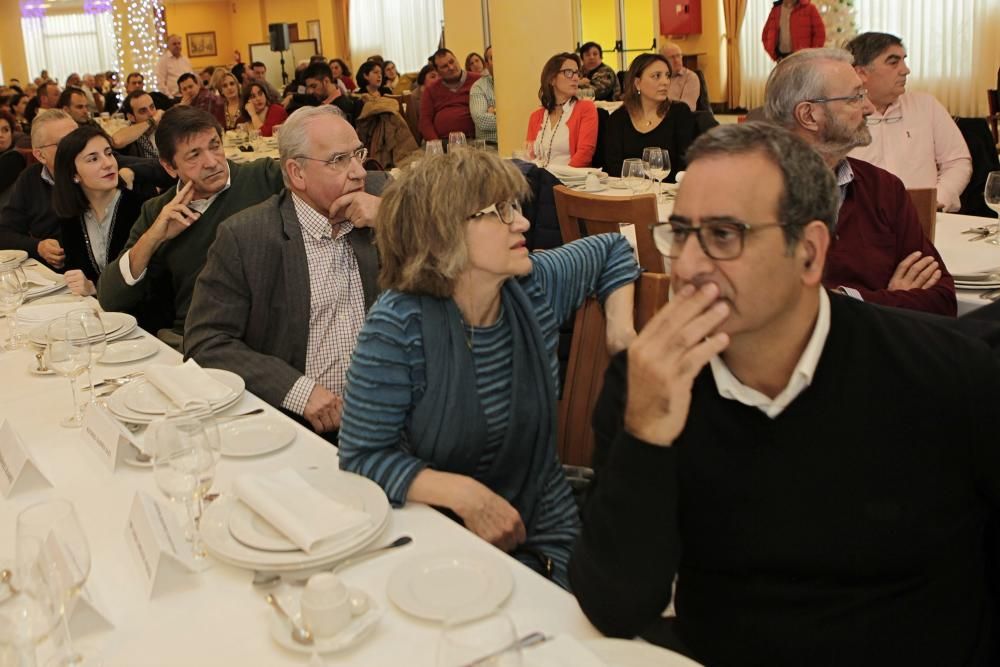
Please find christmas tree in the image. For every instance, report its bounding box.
[816,0,858,48]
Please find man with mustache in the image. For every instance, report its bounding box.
[97,106,285,345]
[765,48,956,315]
[570,121,1000,666]
[184,106,384,437]
[846,32,971,213]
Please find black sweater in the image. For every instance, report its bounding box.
[57,185,145,283]
[571,293,1000,666]
[602,103,697,179]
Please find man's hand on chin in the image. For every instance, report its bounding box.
[328,191,381,228]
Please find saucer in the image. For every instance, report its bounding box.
[269,591,381,654]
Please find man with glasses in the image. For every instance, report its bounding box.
[571,120,1000,666]
[98,106,286,345]
[846,32,971,213]
[765,48,955,315]
[185,106,385,437]
[419,48,480,142]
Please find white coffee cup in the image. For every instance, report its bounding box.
[300,573,366,638]
[584,173,601,191]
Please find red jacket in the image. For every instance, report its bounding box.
[761,0,826,62]
[525,99,598,168]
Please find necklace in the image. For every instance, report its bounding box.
[538,99,572,167]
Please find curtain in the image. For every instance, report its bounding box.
[349,0,444,74]
[722,0,749,109]
[22,12,118,85]
[737,0,773,110]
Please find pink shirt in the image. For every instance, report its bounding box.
[849,92,971,212]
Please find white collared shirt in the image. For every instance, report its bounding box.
[534,99,575,167]
[709,289,831,418]
[83,189,122,270]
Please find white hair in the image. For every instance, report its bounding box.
[764,48,855,128]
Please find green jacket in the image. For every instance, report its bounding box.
[97,158,285,334]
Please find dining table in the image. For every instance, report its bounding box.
[0,306,613,666]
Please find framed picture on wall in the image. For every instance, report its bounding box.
[307,20,322,53]
[186,31,218,58]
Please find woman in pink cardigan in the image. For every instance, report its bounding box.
[525,52,598,168]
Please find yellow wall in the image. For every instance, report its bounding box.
[0,0,29,83]
[443,0,486,69]
[662,0,724,102]
[489,0,575,156]
[579,0,616,56]
[163,0,234,69]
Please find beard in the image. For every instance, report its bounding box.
[818,112,871,155]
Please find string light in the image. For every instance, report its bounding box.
[113,0,166,83]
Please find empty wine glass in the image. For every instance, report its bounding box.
[425,139,444,156]
[16,499,91,667]
[437,612,522,667]
[65,309,106,406]
[45,320,90,428]
[0,268,26,351]
[642,147,670,200]
[985,171,1000,245]
[152,407,218,561]
[621,158,648,194]
[448,131,467,151]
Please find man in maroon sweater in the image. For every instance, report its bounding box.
[764,48,956,315]
[419,48,480,142]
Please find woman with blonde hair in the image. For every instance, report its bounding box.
[338,150,639,588]
[214,71,243,131]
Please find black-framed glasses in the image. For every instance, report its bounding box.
[866,114,904,125]
[806,89,868,106]
[467,200,522,225]
[294,147,368,171]
[559,69,581,79]
[651,218,796,260]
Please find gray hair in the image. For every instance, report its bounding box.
[764,48,854,128]
[277,104,352,187]
[685,122,839,247]
[30,109,73,147]
[845,32,904,68]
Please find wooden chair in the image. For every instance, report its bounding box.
[907,187,937,242]
[987,89,998,146]
[552,185,662,271]
[558,273,671,468]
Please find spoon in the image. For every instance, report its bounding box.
[266,593,313,646]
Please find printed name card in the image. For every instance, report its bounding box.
[81,403,140,472]
[0,419,52,497]
[42,533,114,636]
[123,491,198,598]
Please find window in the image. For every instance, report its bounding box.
[349,0,444,74]
[22,11,119,85]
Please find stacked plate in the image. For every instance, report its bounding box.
[200,469,390,573]
[28,312,138,347]
[0,249,28,270]
[106,368,244,424]
[953,272,1000,290]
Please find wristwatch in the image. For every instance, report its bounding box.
[147,118,156,131]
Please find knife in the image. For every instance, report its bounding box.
[459,632,549,667]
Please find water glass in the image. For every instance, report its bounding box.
[247,128,261,151]
[621,158,649,194]
[642,147,670,199]
[471,138,487,151]
[45,320,90,428]
[0,268,26,351]
[986,171,1000,245]
[437,612,522,667]
[65,309,106,405]
[16,499,91,667]
[447,131,467,151]
[425,139,444,156]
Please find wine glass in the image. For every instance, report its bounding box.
[45,320,90,428]
[16,500,91,667]
[65,309,106,406]
[985,171,1000,245]
[642,147,670,200]
[621,158,648,194]
[425,139,444,156]
[447,131,467,151]
[152,407,218,561]
[0,268,26,351]
[437,612,522,667]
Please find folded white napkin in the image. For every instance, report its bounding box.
[144,359,234,409]
[233,468,372,553]
[526,636,606,667]
[545,164,607,180]
[17,297,98,323]
[21,267,57,288]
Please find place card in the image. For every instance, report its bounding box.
[0,419,52,498]
[123,491,198,598]
[81,402,139,472]
[41,533,114,636]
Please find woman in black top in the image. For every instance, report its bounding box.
[0,110,27,196]
[603,53,696,179]
[356,61,393,98]
[52,125,145,296]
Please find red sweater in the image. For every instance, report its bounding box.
[824,158,956,316]
[525,100,598,168]
[259,104,287,137]
[419,73,480,141]
[761,0,826,62]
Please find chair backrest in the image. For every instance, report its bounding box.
[906,187,937,242]
[955,116,1000,218]
[693,68,712,113]
[558,272,670,467]
[590,106,611,171]
[987,89,999,146]
[552,184,662,271]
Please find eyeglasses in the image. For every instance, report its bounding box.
[294,147,368,171]
[806,89,868,106]
[866,114,904,125]
[467,200,522,225]
[651,218,796,260]
[559,69,581,79]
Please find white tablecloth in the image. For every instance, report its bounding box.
[0,331,600,665]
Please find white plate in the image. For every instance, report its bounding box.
[0,250,28,267]
[121,368,244,414]
[269,592,381,654]
[199,469,390,571]
[99,339,159,364]
[582,638,704,667]
[229,477,365,551]
[28,311,135,346]
[106,378,243,424]
[387,551,514,622]
[220,416,296,459]
[955,280,1000,289]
